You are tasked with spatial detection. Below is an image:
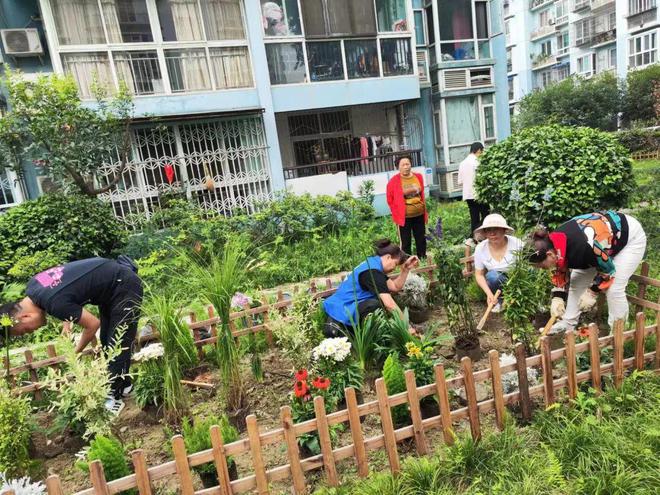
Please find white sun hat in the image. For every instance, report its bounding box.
[474,213,514,240]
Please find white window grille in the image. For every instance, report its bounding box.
[629,0,657,16]
[0,169,24,210]
[97,115,272,228]
[628,30,657,68]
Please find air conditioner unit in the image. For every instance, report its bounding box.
[1,29,43,57]
[549,18,556,25]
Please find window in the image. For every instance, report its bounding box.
[345,39,380,79]
[439,0,473,41]
[260,0,302,36]
[540,70,552,88]
[629,30,657,68]
[506,48,512,72]
[265,43,306,84]
[577,53,593,75]
[575,19,591,44]
[157,0,244,41]
[376,0,408,32]
[557,31,569,53]
[301,0,377,38]
[288,110,353,166]
[541,40,552,56]
[475,1,489,39]
[609,47,617,68]
[165,49,212,92]
[481,94,495,140]
[425,5,435,45]
[114,51,163,95]
[62,53,113,99]
[209,47,253,88]
[380,38,413,76]
[306,41,345,81]
[556,0,568,19]
[414,10,426,45]
[508,77,514,100]
[445,96,480,163]
[539,10,549,27]
[629,0,657,16]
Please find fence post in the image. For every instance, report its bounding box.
[404,370,428,455]
[433,364,454,445]
[634,312,646,371]
[635,262,650,314]
[209,425,234,495]
[565,330,577,400]
[261,297,274,347]
[89,460,111,495]
[345,387,368,477]
[208,306,218,338]
[488,350,505,431]
[45,475,64,495]
[588,323,602,394]
[280,407,306,494]
[375,378,400,473]
[172,435,195,495]
[514,343,532,421]
[461,357,481,441]
[656,306,660,370]
[131,449,153,495]
[540,336,555,406]
[46,344,57,366]
[23,349,42,401]
[189,312,204,360]
[314,395,338,487]
[613,319,624,389]
[246,415,269,495]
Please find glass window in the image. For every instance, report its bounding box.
[483,106,495,139]
[414,10,426,45]
[261,0,302,36]
[609,48,617,68]
[306,41,344,81]
[165,49,212,92]
[201,0,245,40]
[441,41,475,61]
[209,46,253,88]
[376,0,408,32]
[478,40,490,58]
[438,0,473,41]
[381,38,413,76]
[302,0,377,37]
[51,0,105,45]
[61,52,113,99]
[425,5,435,45]
[445,96,480,145]
[628,31,657,68]
[114,51,164,96]
[345,39,380,79]
[265,42,306,84]
[475,1,489,39]
[110,0,153,43]
[541,40,552,56]
[433,111,442,145]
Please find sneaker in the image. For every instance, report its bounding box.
[122,384,133,398]
[491,302,502,314]
[546,320,574,335]
[105,397,125,416]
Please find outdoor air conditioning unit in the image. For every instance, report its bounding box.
[549,18,556,25]
[1,29,43,56]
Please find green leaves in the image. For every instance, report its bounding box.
[0,382,32,476]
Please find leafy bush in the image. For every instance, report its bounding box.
[132,344,166,409]
[0,194,125,283]
[382,353,408,426]
[7,243,72,282]
[475,125,634,229]
[616,127,660,153]
[623,63,660,126]
[0,383,32,476]
[76,435,131,482]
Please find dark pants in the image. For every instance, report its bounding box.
[324,298,382,337]
[466,199,490,238]
[99,267,143,399]
[399,214,427,258]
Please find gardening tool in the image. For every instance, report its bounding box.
[540,315,558,336]
[476,289,501,331]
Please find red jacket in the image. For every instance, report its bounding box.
[386,172,428,227]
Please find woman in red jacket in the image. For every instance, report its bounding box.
[386,155,428,258]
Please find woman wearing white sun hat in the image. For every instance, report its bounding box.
[472,214,523,313]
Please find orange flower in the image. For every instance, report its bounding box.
[312,377,331,390]
[294,369,308,381]
[578,326,590,338]
[294,380,308,398]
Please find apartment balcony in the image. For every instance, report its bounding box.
[592,28,616,46]
[555,14,570,27]
[591,0,615,12]
[628,0,657,16]
[530,0,555,11]
[531,53,557,69]
[531,23,557,40]
[572,0,591,11]
[556,45,570,56]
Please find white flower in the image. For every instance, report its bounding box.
[132,343,165,362]
[0,474,46,495]
[312,337,351,362]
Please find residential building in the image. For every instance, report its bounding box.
[505,0,657,115]
[0,0,510,217]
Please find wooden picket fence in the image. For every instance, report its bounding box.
[3,257,658,397]
[33,311,659,495]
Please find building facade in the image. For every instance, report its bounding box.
[0,0,510,218]
[505,0,658,114]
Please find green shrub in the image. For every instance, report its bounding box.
[76,435,131,482]
[7,242,72,281]
[0,383,32,476]
[623,63,660,126]
[616,127,660,153]
[0,194,125,282]
[476,125,634,229]
[382,353,408,426]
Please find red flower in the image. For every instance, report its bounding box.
[312,377,330,390]
[294,369,308,381]
[578,326,590,338]
[294,380,308,398]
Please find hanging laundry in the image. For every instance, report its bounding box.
[164,163,175,184]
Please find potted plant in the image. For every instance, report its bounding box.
[428,219,481,361]
[394,273,431,324]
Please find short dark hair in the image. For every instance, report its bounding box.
[0,301,21,321]
[395,154,413,168]
[527,229,555,263]
[470,142,484,154]
[374,238,408,263]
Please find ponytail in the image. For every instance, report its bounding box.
[527,228,554,263]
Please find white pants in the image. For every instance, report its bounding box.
[563,215,647,329]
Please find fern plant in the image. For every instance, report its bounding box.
[382,353,409,426]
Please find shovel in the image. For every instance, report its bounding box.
[476,289,501,331]
[540,315,558,336]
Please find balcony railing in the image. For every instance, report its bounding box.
[592,28,616,45]
[557,45,570,56]
[573,0,591,11]
[532,24,556,40]
[629,0,657,15]
[530,0,554,11]
[531,53,557,69]
[591,0,615,11]
[283,149,422,179]
[555,14,570,26]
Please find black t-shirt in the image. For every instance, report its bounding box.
[357,269,390,296]
[25,258,119,323]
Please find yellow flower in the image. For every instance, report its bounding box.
[405,342,422,359]
[0,314,13,327]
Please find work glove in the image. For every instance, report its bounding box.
[578,289,598,312]
[550,297,566,319]
[548,320,574,335]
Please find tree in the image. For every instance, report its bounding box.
[514,72,623,132]
[0,71,134,197]
[622,63,660,126]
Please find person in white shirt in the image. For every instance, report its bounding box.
[458,142,489,242]
[472,214,523,313]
